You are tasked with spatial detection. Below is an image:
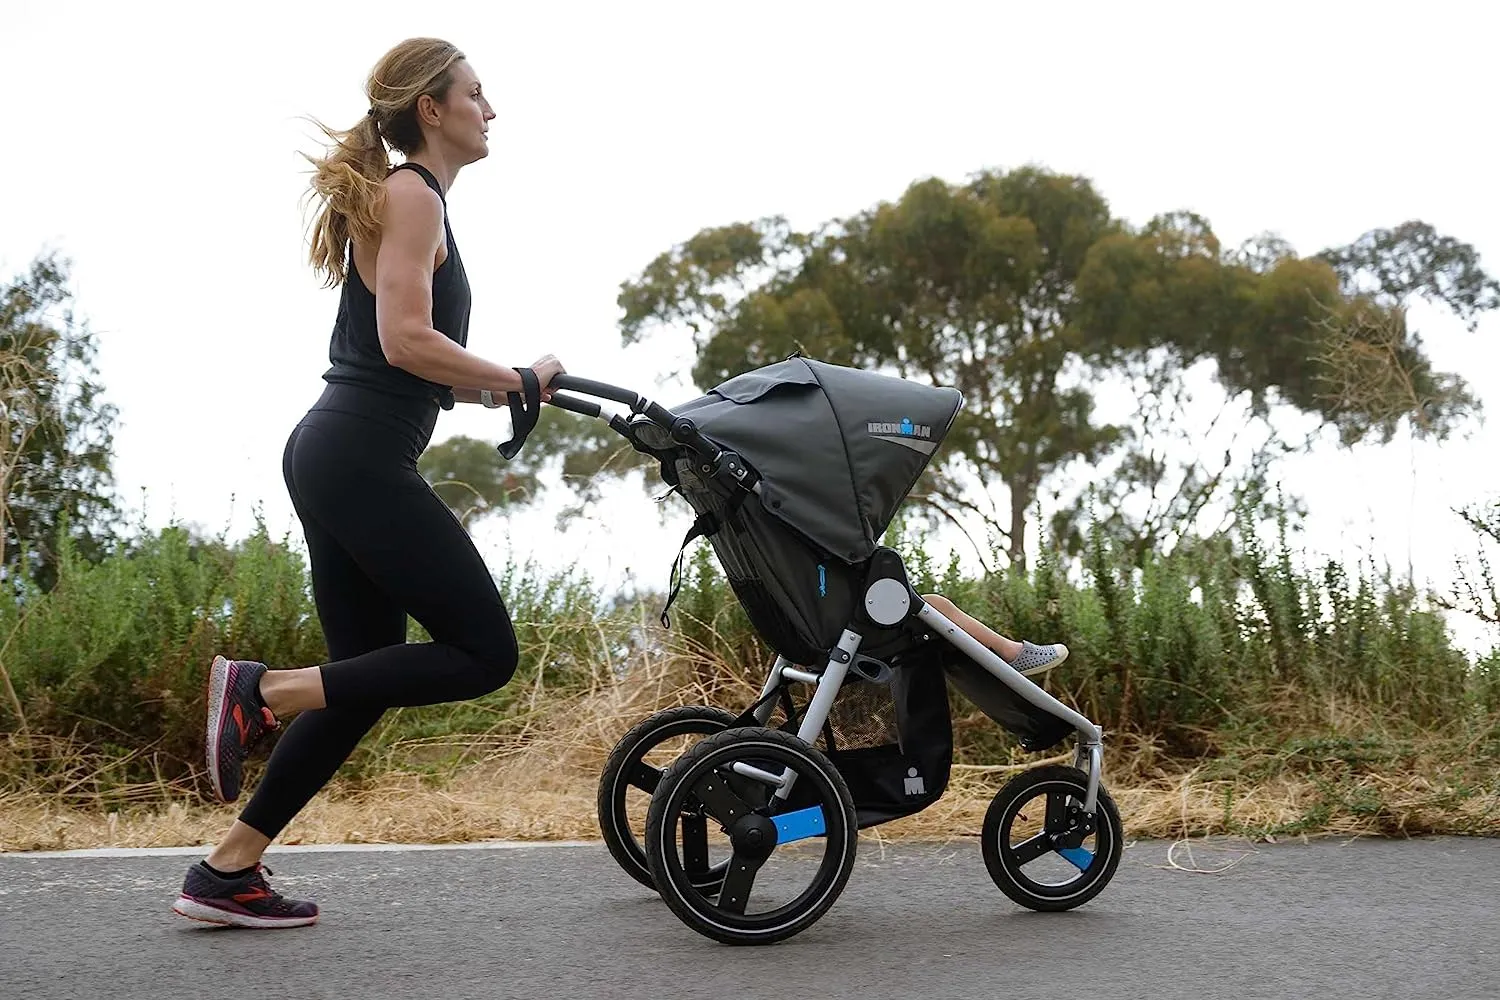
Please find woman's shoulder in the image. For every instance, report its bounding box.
[384,166,442,203]
[380,170,444,235]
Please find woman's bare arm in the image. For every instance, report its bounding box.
[372,172,529,395]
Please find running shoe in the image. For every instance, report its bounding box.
[172,862,317,928]
[204,655,278,802]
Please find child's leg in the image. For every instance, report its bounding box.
[920,593,1069,676]
[921,594,1022,660]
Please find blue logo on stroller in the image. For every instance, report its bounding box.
[818,564,827,598]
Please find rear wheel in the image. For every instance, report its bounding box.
[645,726,857,945]
[597,706,740,890]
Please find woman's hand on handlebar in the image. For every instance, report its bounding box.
[530,355,567,401]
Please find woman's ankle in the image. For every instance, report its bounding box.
[259,665,327,716]
[257,669,286,717]
[204,850,263,873]
[205,820,273,873]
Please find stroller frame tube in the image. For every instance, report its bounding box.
[752,657,794,725]
[749,620,1104,814]
[779,666,823,686]
[745,635,864,804]
[730,761,792,789]
[793,629,862,753]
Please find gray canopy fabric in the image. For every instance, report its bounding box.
[672,358,964,564]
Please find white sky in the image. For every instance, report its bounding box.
[4,1,1499,649]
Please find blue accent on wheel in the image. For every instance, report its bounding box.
[773,806,826,843]
[1057,846,1094,871]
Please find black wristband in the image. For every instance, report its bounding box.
[497,367,542,460]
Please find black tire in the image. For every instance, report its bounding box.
[645,726,857,946]
[981,764,1123,912]
[597,705,740,890]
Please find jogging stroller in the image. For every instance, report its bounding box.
[524,357,1122,945]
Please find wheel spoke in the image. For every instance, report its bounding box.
[1010,831,1053,866]
[771,805,826,843]
[690,769,755,827]
[717,853,761,914]
[1044,790,1070,832]
[628,761,661,793]
[680,814,709,874]
[725,768,774,811]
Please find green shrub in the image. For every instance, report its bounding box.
[2,494,1494,795]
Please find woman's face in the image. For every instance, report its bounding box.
[432,60,495,164]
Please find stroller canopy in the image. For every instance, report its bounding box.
[673,358,964,563]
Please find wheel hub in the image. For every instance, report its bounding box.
[727,813,778,861]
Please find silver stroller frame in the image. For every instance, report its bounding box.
[745,616,1103,815]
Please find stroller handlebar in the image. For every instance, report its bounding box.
[544,374,658,442]
[544,390,602,419]
[547,374,683,442]
[545,374,757,491]
[550,375,643,408]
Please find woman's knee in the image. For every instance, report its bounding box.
[469,627,520,695]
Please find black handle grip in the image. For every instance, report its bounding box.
[546,391,602,419]
[551,375,642,408]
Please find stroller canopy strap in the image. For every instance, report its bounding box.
[674,358,964,563]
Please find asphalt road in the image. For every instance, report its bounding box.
[1,837,1494,1000]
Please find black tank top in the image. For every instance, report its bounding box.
[322,162,471,409]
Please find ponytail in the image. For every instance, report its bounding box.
[304,113,390,288]
[300,38,464,287]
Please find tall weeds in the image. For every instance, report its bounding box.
[2,495,1495,830]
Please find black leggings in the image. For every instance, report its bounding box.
[238,384,519,838]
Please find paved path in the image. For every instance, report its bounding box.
[2,837,1494,999]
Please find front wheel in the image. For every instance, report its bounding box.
[980,764,1123,912]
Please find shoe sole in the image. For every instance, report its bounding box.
[172,895,318,929]
[204,655,232,802]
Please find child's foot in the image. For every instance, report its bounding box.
[1009,641,1069,677]
[205,655,279,802]
[171,861,318,928]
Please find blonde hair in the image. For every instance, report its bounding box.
[304,38,466,287]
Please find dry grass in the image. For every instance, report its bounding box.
[6,754,1493,855]
[3,654,1497,853]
